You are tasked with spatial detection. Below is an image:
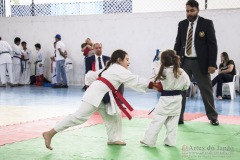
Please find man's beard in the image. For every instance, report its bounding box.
[187,15,198,22]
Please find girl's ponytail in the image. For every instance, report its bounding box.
[98,59,112,77]
[173,54,180,79]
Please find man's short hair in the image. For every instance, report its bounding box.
[14,37,21,44]
[93,42,102,48]
[186,0,199,10]
[35,43,41,49]
[0,37,1,40]
[21,41,27,45]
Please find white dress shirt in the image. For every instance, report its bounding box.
[185,16,199,57]
[95,55,105,71]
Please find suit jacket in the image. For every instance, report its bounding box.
[174,16,218,74]
[85,55,110,74]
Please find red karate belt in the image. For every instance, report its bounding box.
[97,77,134,120]
[91,62,96,71]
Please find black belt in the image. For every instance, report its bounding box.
[13,55,21,59]
[161,90,181,96]
[66,63,72,64]
[0,51,10,54]
[184,56,197,60]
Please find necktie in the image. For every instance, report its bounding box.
[98,57,103,69]
[186,22,194,55]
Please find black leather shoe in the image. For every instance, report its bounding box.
[52,84,62,88]
[210,120,219,126]
[61,84,68,88]
[178,120,184,125]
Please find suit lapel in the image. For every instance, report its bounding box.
[103,56,109,65]
[183,20,189,40]
[195,16,202,40]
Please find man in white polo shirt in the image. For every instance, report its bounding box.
[52,34,68,88]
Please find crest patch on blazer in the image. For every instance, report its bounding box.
[199,31,205,37]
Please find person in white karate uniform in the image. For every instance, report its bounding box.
[42,49,163,150]
[64,55,73,85]
[0,37,14,87]
[141,50,190,147]
[12,37,23,86]
[34,43,45,86]
[50,42,57,84]
[20,41,32,85]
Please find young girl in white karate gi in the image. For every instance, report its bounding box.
[34,43,45,86]
[43,49,162,150]
[141,49,190,147]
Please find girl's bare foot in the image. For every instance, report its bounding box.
[42,129,56,150]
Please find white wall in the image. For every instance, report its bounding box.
[0,9,240,85]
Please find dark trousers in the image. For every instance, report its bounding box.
[212,73,233,97]
[180,58,218,121]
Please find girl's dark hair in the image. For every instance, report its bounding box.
[221,52,229,64]
[154,49,180,82]
[98,49,127,77]
[81,43,87,48]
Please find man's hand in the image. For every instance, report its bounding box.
[208,67,216,74]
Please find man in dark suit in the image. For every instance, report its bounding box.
[174,0,219,125]
[85,42,110,73]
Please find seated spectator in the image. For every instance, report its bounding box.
[212,52,236,100]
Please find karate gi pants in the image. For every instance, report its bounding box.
[20,68,31,84]
[142,115,179,147]
[0,63,13,84]
[12,64,21,84]
[65,70,72,85]
[54,101,122,143]
[51,62,56,84]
